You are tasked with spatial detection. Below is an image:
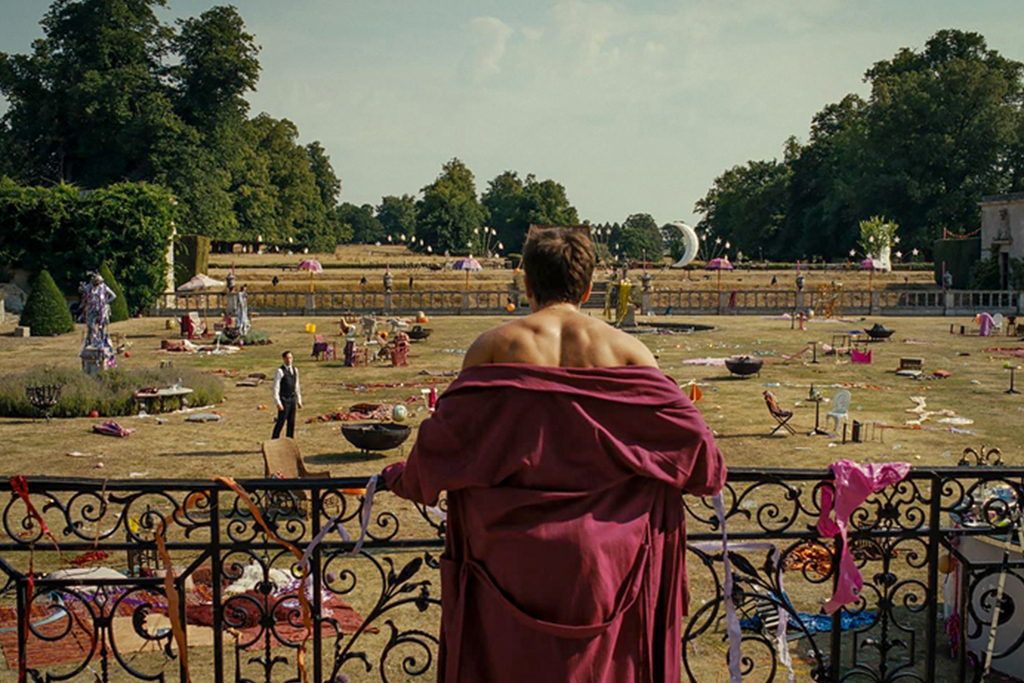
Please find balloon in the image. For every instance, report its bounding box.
[669,222,699,269]
[506,303,516,312]
[392,404,408,422]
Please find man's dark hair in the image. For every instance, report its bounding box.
[282,350,292,359]
[523,226,595,305]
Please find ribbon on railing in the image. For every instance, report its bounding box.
[9,477,62,561]
[693,494,795,683]
[299,475,379,572]
[982,512,1024,677]
[214,477,313,683]
[154,494,198,683]
[715,494,743,683]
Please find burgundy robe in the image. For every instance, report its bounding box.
[383,364,725,683]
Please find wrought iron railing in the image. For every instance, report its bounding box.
[3,465,1022,682]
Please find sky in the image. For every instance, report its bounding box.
[3,0,1024,227]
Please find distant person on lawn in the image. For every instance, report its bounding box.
[271,350,302,438]
[382,225,726,683]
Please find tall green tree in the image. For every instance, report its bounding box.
[0,0,344,249]
[619,213,664,261]
[482,171,579,253]
[377,194,417,242]
[862,29,1023,247]
[694,158,791,260]
[172,5,260,129]
[416,158,487,254]
[305,141,341,211]
[337,202,384,244]
[0,0,176,186]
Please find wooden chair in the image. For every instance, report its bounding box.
[763,390,795,436]
[311,334,334,361]
[261,438,329,516]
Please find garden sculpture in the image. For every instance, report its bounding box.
[79,272,117,373]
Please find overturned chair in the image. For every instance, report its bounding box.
[763,390,796,436]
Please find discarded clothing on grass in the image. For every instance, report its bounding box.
[741,610,876,636]
[185,412,223,423]
[92,421,134,437]
[682,357,729,366]
[384,364,725,683]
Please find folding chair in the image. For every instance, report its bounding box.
[764,390,796,436]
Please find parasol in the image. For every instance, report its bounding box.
[176,274,225,292]
[176,274,225,324]
[453,256,483,289]
[299,258,323,293]
[704,257,733,291]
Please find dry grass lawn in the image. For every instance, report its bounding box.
[1,311,1019,477]
[0,308,1020,682]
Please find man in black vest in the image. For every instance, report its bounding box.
[272,350,303,438]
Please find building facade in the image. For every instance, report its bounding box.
[979,191,1024,289]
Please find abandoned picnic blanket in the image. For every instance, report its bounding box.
[383,364,725,683]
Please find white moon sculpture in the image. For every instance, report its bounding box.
[669,222,699,268]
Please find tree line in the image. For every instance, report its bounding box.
[694,29,1024,262]
[0,0,671,261]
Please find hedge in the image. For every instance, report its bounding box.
[0,366,223,418]
[99,263,130,322]
[0,179,175,314]
[19,270,74,335]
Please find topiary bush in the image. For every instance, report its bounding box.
[99,263,130,322]
[20,270,74,335]
[0,366,224,418]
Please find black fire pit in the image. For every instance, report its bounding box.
[407,326,432,341]
[342,422,412,453]
[724,356,763,378]
[865,323,895,340]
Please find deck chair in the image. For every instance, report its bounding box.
[764,390,795,436]
[825,389,851,433]
[261,438,329,516]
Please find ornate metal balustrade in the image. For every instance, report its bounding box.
[150,289,1024,317]
[2,466,1023,682]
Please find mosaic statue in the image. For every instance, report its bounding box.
[80,272,117,370]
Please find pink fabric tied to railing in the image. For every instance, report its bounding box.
[817,460,911,614]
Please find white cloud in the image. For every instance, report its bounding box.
[459,16,514,84]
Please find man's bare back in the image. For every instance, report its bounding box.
[463,303,657,369]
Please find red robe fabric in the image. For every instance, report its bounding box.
[383,364,725,683]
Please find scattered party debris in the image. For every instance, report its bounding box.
[92,421,134,438]
[185,413,223,423]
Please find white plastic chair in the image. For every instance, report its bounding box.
[993,313,1004,331]
[825,390,851,433]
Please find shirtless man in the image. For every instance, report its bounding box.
[463,225,656,369]
[384,224,724,683]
